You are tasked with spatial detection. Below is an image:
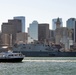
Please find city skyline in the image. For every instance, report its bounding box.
[0,0,76,32]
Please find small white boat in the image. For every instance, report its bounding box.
[0,51,25,62]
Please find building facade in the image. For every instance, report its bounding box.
[38,23,49,43]
[55,18,71,51]
[1,19,22,45]
[66,18,76,43]
[28,21,49,43]
[52,18,63,30]
[14,16,25,32]
[8,19,22,33]
[28,21,38,43]
[16,32,28,44]
[49,30,55,43]
[1,34,10,46]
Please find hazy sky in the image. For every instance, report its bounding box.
[0,0,76,32]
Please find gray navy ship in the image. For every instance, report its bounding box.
[13,43,76,57]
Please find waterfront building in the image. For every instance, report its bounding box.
[49,30,55,43]
[8,19,22,33]
[1,34,10,46]
[14,16,25,32]
[16,32,28,44]
[55,18,71,51]
[38,23,49,43]
[28,21,38,43]
[52,17,63,30]
[55,27,71,51]
[28,21,49,43]
[1,19,22,45]
[0,32,2,46]
[66,18,76,43]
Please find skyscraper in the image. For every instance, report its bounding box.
[66,18,76,42]
[52,18,63,30]
[28,21,38,43]
[1,19,22,45]
[66,18,75,29]
[28,21,49,43]
[38,23,49,42]
[14,16,25,32]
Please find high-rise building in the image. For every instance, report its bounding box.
[49,30,55,43]
[67,18,75,29]
[55,18,71,51]
[66,18,76,42]
[52,18,63,30]
[38,23,49,42]
[8,19,22,33]
[28,21,49,43]
[28,21,38,43]
[1,19,22,45]
[14,16,25,32]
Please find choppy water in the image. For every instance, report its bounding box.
[0,57,76,75]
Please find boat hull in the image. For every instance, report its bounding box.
[0,58,24,62]
[14,51,76,57]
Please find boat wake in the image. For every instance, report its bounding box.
[23,59,76,62]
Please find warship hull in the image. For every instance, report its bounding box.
[13,51,76,57]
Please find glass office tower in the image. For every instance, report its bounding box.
[66,18,76,42]
[28,21,38,43]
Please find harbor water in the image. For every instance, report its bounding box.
[0,57,76,75]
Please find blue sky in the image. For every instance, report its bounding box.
[0,0,76,32]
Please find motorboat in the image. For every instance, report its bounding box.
[0,51,25,62]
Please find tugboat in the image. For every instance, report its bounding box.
[0,51,25,62]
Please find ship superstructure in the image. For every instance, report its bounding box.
[13,43,76,57]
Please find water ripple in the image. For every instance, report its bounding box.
[0,57,76,75]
